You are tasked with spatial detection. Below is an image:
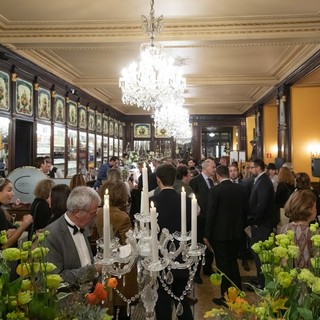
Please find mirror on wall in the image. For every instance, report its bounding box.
[114,138,119,157]
[67,129,77,177]
[109,137,114,157]
[88,133,95,169]
[53,126,65,175]
[201,126,233,160]
[103,136,108,163]
[119,140,123,158]
[96,135,102,168]
[134,140,150,157]
[0,117,10,176]
[36,123,51,157]
[79,131,87,173]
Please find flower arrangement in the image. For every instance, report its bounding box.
[0,230,115,320]
[205,223,320,320]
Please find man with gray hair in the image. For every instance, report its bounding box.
[189,158,216,283]
[45,186,101,288]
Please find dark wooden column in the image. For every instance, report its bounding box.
[277,85,291,162]
[254,105,263,159]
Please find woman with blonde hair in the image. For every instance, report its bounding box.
[281,189,317,267]
[70,173,86,190]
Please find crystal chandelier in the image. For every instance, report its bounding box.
[154,103,192,143]
[119,0,186,111]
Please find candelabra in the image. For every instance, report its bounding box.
[95,210,206,320]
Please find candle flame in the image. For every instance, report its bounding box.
[105,189,109,195]
[143,162,146,168]
[192,194,196,200]
[150,201,154,208]
[181,186,185,193]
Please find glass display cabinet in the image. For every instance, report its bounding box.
[114,138,119,157]
[109,137,114,157]
[79,131,87,172]
[103,136,108,163]
[53,126,65,176]
[96,135,102,168]
[36,123,51,157]
[67,129,77,177]
[0,117,10,176]
[88,133,95,169]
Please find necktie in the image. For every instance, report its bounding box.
[207,178,214,188]
[65,219,84,235]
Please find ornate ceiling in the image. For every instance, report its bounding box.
[1,0,320,115]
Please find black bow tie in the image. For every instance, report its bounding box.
[65,219,84,235]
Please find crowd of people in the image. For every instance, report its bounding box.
[1,154,320,319]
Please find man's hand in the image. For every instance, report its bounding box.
[203,237,214,252]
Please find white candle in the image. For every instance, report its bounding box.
[150,201,159,263]
[191,194,197,250]
[181,186,187,237]
[142,162,148,193]
[103,189,111,259]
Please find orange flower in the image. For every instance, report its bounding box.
[94,282,108,301]
[86,292,99,305]
[227,287,239,302]
[107,277,118,289]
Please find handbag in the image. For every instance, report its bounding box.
[28,201,40,240]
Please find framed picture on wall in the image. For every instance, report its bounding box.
[79,106,87,129]
[37,88,51,120]
[154,127,171,138]
[109,119,114,136]
[114,121,119,137]
[16,78,33,116]
[68,101,77,127]
[96,112,102,133]
[0,71,10,111]
[103,115,109,134]
[88,109,95,131]
[54,95,65,123]
[134,123,151,138]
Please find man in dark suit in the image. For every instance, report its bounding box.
[150,163,193,320]
[44,186,101,288]
[248,158,275,288]
[204,165,247,305]
[189,158,216,283]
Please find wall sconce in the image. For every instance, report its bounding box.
[34,77,39,91]
[308,144,320,159]
[11,66,17,82]
[51,85,56,97]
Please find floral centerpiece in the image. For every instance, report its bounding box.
[0,230,114,320]
[205,223,320,320]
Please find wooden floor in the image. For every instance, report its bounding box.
[193,258,257,320]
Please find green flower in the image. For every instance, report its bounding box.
[298,268,316,285]
[40,262,57,273]
[261,263,272,273]
[311,234,320,248]
[312,278,320,294]
[31,247,49,259]
[260,250,273,263]
[287,244,299,258]
[311,257,320,269]
[275,234,291,247]
[2,248,21,261]
[46,274,63,289]
[310,222,319,233]
[18,291,32,305]
[0,233,7,245]
[252,242,263,254]
[22,241,32,250]
[210,273,222,286]
[21,280,31,290]
[277,271,293,288]
[272,246,288,259]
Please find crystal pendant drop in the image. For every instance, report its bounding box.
[166,270,174,284]
[126,302,131,316]
[176,301,184,316]
[169,241,176,252]
[123,275,126,287]
[162,270,167,281]
[202,256,206,266]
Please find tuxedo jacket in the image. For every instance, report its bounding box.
[205,180,247,243]
[248,172,275,228]
[44,215,95,288]
[189,173,211,219]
